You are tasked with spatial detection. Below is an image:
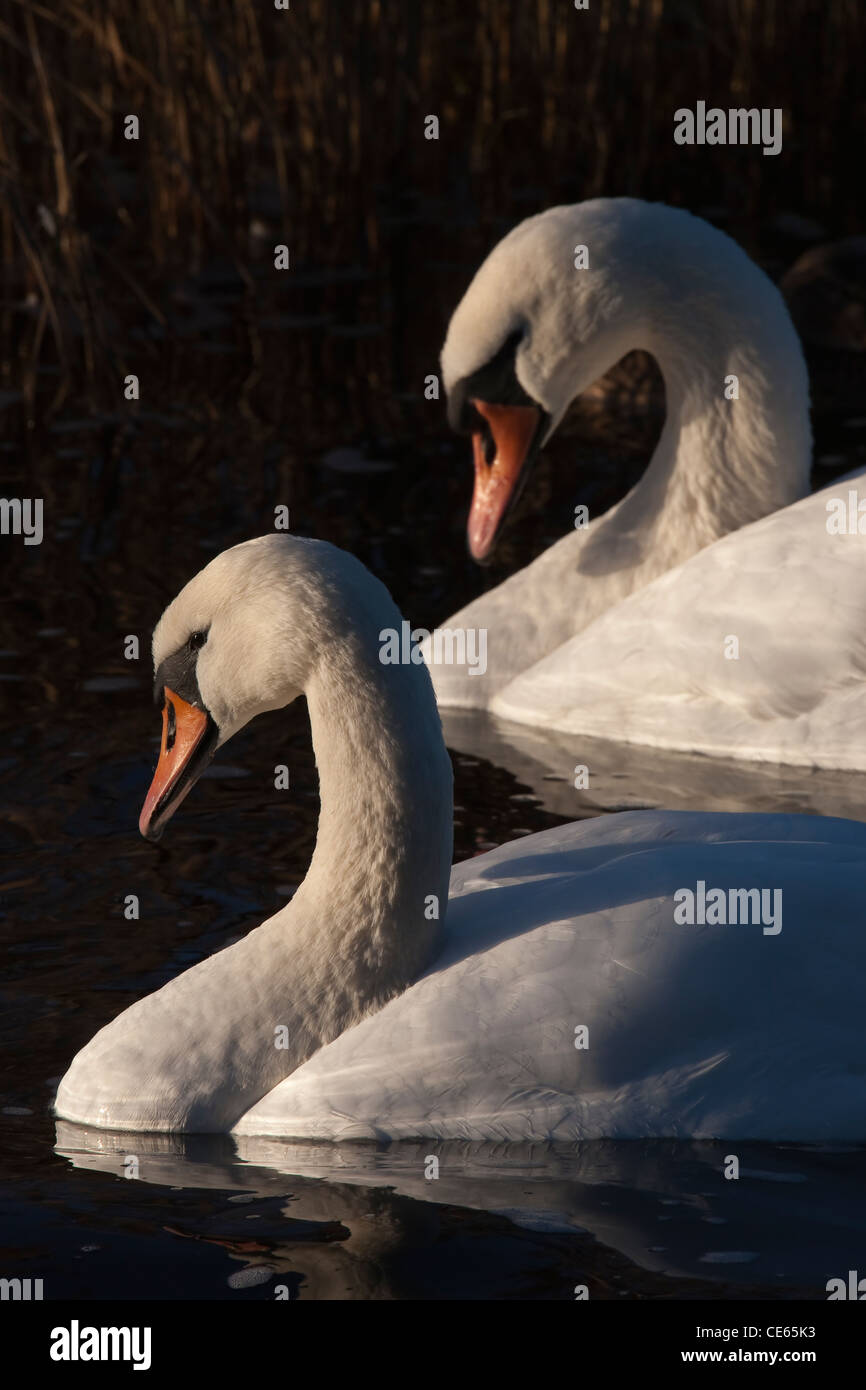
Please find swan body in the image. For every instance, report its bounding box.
[428,198,813,729]
[56,536,866,1140]
[492,467,866,768]
[238,809,866,1143]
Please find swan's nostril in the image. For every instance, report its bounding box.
[482,422,497,467]
[473,424,497,471]
[165,697,177,752]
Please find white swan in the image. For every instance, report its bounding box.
[427,198,818,729]
[56,535,866,1140]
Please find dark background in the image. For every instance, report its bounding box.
[3,0,866,613]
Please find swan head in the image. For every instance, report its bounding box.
[441,199,680,561]
[139,534,376,841]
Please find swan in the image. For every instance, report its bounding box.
[427,197,813,716]
[56,534,866,1140]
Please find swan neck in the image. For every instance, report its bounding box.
[297,639,453,987]
[601,290,812,557]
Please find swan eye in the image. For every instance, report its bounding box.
[188,631,207,651]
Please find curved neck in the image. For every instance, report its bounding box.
[437,205,815,704]
[464,246,814,701]
[225,638,454,1116]
[623,326,808,539]
[570,264,812,605]
[298,636,454,986]
[116,620,453,1133]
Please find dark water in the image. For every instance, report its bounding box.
[4,275,866,1300]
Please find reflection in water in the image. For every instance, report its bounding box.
[442,709,866,823]
[52,1122,865,1299]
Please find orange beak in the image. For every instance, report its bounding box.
[468,400,541,562]
[139,687,217,842]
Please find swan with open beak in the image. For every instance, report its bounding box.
[466,399,544,562]
[139,633,219,841]
[139,689,218,841]
[444,330,548,563]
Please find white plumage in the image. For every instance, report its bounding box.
[55,536,866,1141]
[238,808,866,1142]
[493,469,866,768]
[429,199,845,772]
